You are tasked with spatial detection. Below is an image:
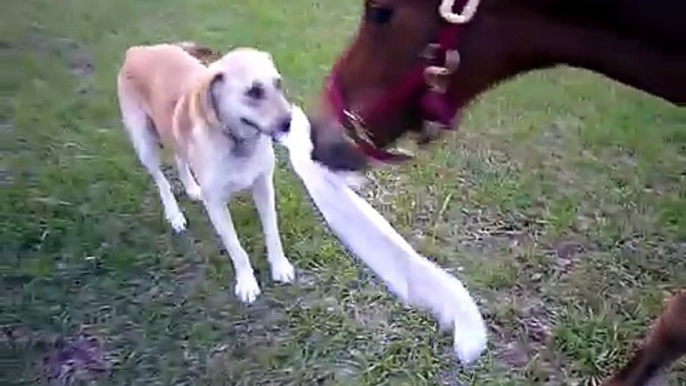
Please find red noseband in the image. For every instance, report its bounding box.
[325,0,470,163]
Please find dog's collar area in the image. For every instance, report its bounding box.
[220,125,260,158]
[221,126,242,144]
[221,124,258,144]
[240,117,280,139]
[220,119,275,148]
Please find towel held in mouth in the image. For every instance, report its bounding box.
[276,105,488,366]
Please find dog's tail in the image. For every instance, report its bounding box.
[174,41,221,66]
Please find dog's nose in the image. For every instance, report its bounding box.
[278,115,292,132]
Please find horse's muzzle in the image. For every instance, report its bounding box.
[309,115,370,172]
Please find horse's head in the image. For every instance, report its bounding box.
[309,0,549,171]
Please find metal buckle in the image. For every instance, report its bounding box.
[420,43,441,61]
[343,110,375,147]
[423,49,461,93]
[342,110,414,161]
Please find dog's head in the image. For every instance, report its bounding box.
[190,47,292,142]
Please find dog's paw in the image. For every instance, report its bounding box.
[166,211,187,233]
[235,272,261,304]
[185,185,203,201]
[271,259,295,283]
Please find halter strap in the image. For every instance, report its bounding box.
[325,0,475,162]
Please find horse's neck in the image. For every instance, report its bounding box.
[601,345,664,386]
[531,13,684,105]
[601,310,685,386]
[471,0,686,106]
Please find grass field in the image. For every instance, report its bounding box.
[2,0,685,385]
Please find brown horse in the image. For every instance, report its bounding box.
[303,0,686,384]
[308,0,685,170]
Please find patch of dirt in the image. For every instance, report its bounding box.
[522,310,552,344]
[0,39,12,50]
[69,50,94,79]
[41,328,111,385]
[478,287,563,383]
[17,30,95,90]
[498,341,530,368]
[2,325,33,346]
[0,167,12,187]
[548,240,585,277]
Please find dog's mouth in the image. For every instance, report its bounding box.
[239,117,291,141]
[240,117,262,132]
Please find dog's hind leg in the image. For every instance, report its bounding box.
[118,94,187,232]
[175,156,202,201]
[251,171,295,284]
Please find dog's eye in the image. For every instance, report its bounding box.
[366,4,394,24]
[246,83,265,100]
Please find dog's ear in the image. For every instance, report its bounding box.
[190,69,224,128]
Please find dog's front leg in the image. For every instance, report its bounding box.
[203,197,261,303]
[251,172,295,284]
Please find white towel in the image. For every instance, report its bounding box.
[276,105,488,366]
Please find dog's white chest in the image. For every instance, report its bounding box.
[221,154,268,190]
[193,136,274,199]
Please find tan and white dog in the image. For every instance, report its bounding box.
[116,42,295,303]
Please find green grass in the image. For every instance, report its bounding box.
[1,0,685,385]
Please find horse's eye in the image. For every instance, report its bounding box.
[366,5,394,24]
